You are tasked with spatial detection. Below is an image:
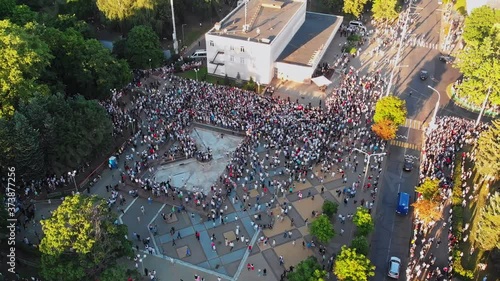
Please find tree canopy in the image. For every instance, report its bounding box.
[415,178,441,201]
[309,214,336,243]
[371,0,399,23]
[371,119,397,140]
[0,19,52,117]
[96,0,155,22]
[39,194,133,281]
[115,25,164,69]
[475,120,500,180]
[462,6,500,46]
[322,200,339,218]
[287,256,327,281]
[350,236,369,256]
[455,36,500,106]
[334,246,375,281]
[412,199,441,225]
[373,96,407,126]
[0,94,113,178]
[472,192,500,251]
[343,0,369,18]
[39,26,132,100]
[353,207,374,236]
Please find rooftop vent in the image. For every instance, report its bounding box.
[261,0,285,9]
[261,38,270,43]
[214,22,221,31]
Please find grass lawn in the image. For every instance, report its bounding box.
[176,67,221,84]
[180,25,212,50]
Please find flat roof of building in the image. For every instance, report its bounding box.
[278,12,342,66]
[208,0,304,43]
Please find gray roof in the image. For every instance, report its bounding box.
[278,12,342,66]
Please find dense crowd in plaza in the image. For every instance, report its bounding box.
[407,117,488,280]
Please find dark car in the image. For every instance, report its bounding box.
[439,55,454,64]
[420,70,428,80]
[403,159,413,171]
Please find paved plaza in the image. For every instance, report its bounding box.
[23,27,389,281]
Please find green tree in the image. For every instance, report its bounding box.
[472,192,500,251]
[287,256,327,281]
[373,96,407,126]
[39,194,133,281]
[455,36,500,106]
[334,246,375,281]
[39,27,131,100]
[322,201,339,218]
[9,4,38,26]
[371,0,398,23]
[462,6,500,45]
[412,199,441,225]
[11,113,45,179]
[122,25,164,69]
[0,19,52,117]
[415,178,441,201]
[343,0,369,18]
[350,236,369,256]
[353,207,374,236]
[475,120,500,180]
[371,119,397,140]
[96,0,154,22]
[309,214,336,243]
[0,0,16,19]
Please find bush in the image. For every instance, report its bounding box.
[322,201,338,218]
[350,236,369,256]
[451,205,464,239]
[452,250,474,280]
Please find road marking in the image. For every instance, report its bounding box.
[144,251,234,280]
[403,118,423,130]
[388,140,420,151]
[118,197,138,224]
[149,204,166,256]
[232,228,261,281]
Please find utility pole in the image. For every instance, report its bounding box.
[476,86,492,126]
[353,148,386,191]
[427,85,441,131]
[170,0,179,54]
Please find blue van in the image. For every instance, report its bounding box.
[396,192,410,215]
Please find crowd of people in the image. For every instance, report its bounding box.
[407,116,488,280]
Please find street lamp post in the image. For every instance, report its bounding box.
[194,68,199,81]
[68,170,77,192]
[136,254,147,275]
[148,58,151,69]
[476,86,492,126]
[353,148,386,191]
[181,24,187,44]
[256,81,260,93]
[427,85,441,130]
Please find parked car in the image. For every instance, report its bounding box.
[388,256,402,279]
[439,55,454,64]
[420,70,428,80]
[349,20,367,32]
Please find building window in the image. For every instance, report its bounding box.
[240,57,245,64]
[240,46,245,52]
[210,41,214,47]
[230,55,234,62]
[230,46,234,51]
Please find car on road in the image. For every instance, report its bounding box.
[403,159,413,171]
[388,256,402,279]
[438,55,454,64]
[396,192,410,215]
[419,70,428,80]
[349,20,367,32]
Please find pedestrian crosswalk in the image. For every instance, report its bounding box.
[389,140,421,151]
[406,37,439,50]
[403,118,424,130]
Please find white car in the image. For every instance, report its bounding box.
[388,256,401,279]
[349,20,367,32]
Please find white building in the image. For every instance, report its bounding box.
[205,0,342,84]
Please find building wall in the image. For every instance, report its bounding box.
[205,1,307,84]
[275,62,313,82]
[269,2,306,62]
[206,34,273,83]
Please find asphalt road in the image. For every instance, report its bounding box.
[369,0,466,279]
